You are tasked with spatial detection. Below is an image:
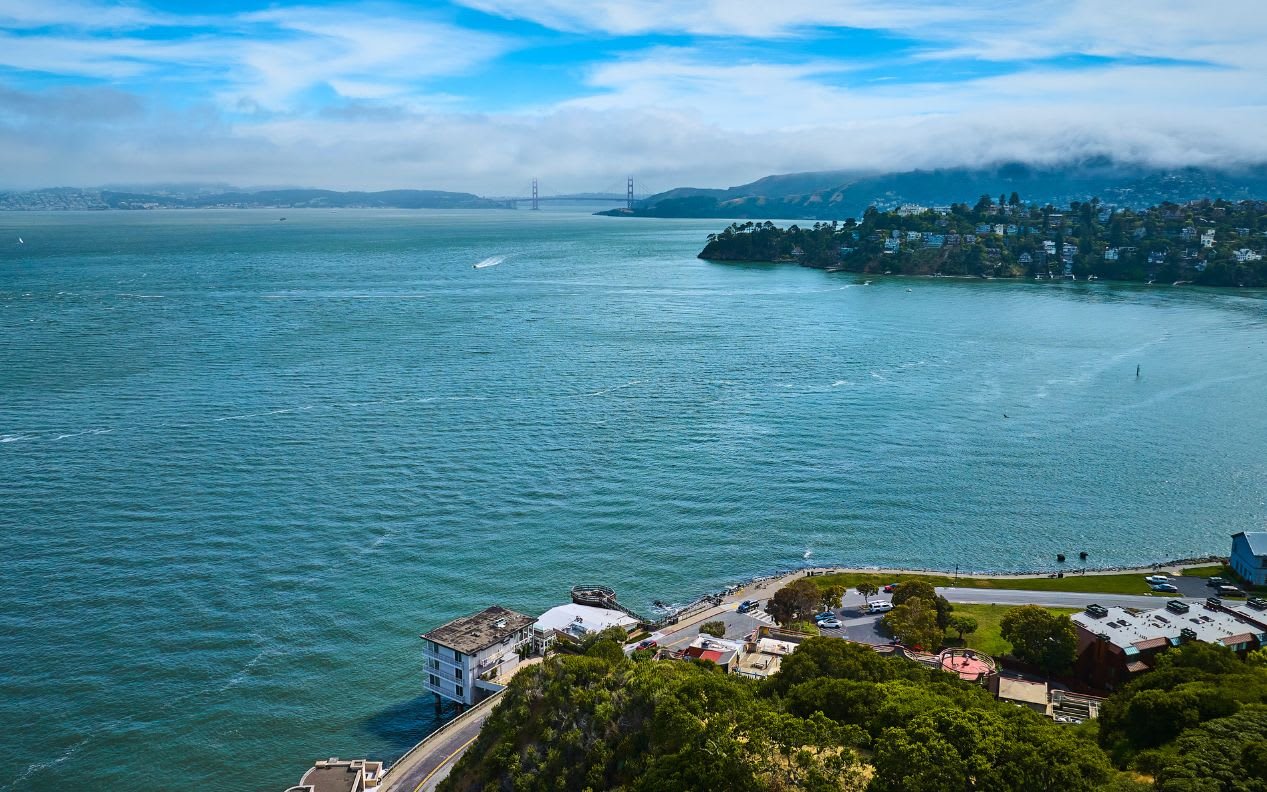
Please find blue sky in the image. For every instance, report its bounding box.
[1,0,1265,192]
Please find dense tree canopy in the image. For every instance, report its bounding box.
[699,198,1267,287]
[442,636,1121,791]
[1000,605,1078,675]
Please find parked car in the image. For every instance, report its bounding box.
[1218,585,1247,597]
[818,618,843,629]
[636,639,657,650]
[868,600,893,613]
[882,583,899,593]
[1207,577,1227,587]
[1150,583,1179,593]
[737,600,759,613]
[1144,575,1170,584]
[813,611,835,622]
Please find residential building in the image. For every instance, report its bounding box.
[1232,532,1267,586]
[421,606,535,707]
[896,203,928,216]
[1043,240,1057,255]
[924,233,945,248]
[284,758,383,792]
[734,626,808,680]
[883,238,900,254]
[532,602,639,653]
[1071,600,1266,689]
[1202,229,1216,248]
[906,230,922,242]
[1018,252,1033,265]
[676,636,744,672]
[1234,248,1264,263]
[1104,248,1119,261]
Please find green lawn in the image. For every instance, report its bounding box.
[811,570,1160,596]
[1180,564,1232,578]
[942,603,1080,656]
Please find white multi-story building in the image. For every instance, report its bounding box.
[421,606,535,707]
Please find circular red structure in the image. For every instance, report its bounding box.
[938,649,995,681]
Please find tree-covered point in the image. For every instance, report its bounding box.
[439,635,1124,792]
[697,197,1267,287]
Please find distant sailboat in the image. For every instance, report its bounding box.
[473,255,505,269]
[16,237,23,244]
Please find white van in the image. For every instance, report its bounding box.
[868,600,893,613]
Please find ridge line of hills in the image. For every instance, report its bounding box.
[602,162,1267,221]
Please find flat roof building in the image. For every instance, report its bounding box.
[1071,600,1267,689]
[422,606,535,707]
[284,758,383,792]
[532,603,639,651]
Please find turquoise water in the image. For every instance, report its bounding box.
[2,208,1266,790]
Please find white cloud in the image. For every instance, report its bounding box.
[454,0,970,38]
[2,0,1267,193]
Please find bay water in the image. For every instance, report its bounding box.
[2,208,1266,790]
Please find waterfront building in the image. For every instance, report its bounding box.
[1071,600,1266,689]
[283,758,383,792]
[421,606,535,707]
[1231,531,1267,585]
[532,602,639,652]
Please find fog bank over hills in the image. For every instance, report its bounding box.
[607,160,1267,220]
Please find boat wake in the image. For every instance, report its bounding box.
[473,255,506,269]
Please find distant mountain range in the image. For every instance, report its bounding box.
[599,161,1267,220]
[0,187,510,211]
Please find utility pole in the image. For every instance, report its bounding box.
[531,178,539,211]
[626,177,634,211]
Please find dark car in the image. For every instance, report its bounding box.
[813,611,835,622]
[737,600,759,614]
[1207,577,1226,587]
[1217,585,1246,597]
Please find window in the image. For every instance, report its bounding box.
[452,649,463,662]
[456,685,464,698]
[430,658,439,670]
[428,674,439,687]
[455,667,463,680]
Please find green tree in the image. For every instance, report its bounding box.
[699,621,725,638]
[891,581,953,629]
[856,581,879,602]
[819,584,847,611]
[999,605,1077,675]
[882,598,943,650]
[766,579,821,626]
[946,614,978,641]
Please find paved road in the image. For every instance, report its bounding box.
[383,700,498,792]
[935,587,1204,610]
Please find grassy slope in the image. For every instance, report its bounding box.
[943,603,1080,656]
[810,570,1161,596]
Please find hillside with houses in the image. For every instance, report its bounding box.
[698,196,1267,287]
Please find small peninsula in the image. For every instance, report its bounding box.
[697,196,1267,287]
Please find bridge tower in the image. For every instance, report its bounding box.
[531,179,539,211]
[626,177,635,210]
